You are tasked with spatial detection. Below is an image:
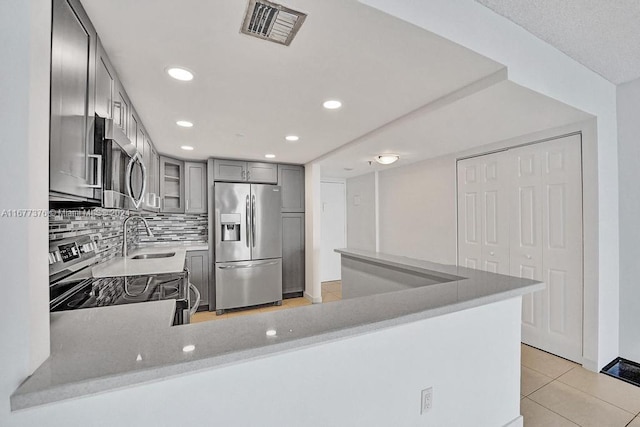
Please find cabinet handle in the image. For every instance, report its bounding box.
[526,254,532,259]
[489,251,495,256]
[247,170,251,181]
[241,170,246,180]
[186,199,189,211]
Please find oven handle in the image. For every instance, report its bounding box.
[188,282,201,316]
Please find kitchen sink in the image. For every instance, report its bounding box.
[130,252,176,260]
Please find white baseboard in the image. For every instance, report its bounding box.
[503,415,523,427]
[582,357,599,373]
[304,292,322,304]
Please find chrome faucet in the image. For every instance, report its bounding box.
[122,215,154,257]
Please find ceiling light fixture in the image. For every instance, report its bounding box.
[323,100,342,110]
[166,67,194,81]
[265,154,276,159]
[285,135,299,142]
[176,120,193,128]
[266,329,277,337]
[375,154,399,165]
[180,145,194,151]
[182,344,196,352]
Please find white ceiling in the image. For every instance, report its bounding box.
[319,80,592,178]
[475,0,640,85]
[81,0,503,164]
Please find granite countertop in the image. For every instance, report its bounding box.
[92,247,188,278]
[11,249,543,411]
[135,241,209,252]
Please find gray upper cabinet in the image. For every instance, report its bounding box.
[160,156,185,213]
[213,159,278,183]
[113,80,129,136]
[278,165,305,212]
[95,38,114,120]
[186,250,209,309]
[282,213,305,294]
[213,159,246,182]
[184,162,207,214]
[142,137,158,212]
[50,0,98,201]
[247,162,277,183]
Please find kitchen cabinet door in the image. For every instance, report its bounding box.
[160,156,185,213]
[49,0,99,201]
[247,162,278,184]
[213,159,247,182]
[142,137,156,211]
[113,81,129,137]
[186,251,209,309]
[278,165,305,212]
[282,212,305,295]
[184,162,207,213]
[95,38,115,120]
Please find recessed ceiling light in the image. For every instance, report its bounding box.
[182,344,195,352]
[166,67,194,81]
[180,145,194,151]
[285,135,299,142]
[323,100,342,110]
[266,329,277,337]
[176,120,193,128]
[375,154,399,165]
[265,154,276,159]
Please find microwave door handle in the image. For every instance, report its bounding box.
[86,154,103,188]
[245,195,250,248]
[126,153,146,209]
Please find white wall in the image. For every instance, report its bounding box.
[320,181,346,282]
[5,298,522,427]
[360,0,619,371]
[346,173,377,251]
[0,0,50,423]
[304,163,322,303]
[617,77,640,363]
[378,155,457,264]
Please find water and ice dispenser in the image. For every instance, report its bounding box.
[220,213,241,241]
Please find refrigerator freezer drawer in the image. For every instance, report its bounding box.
[215,258,282,310]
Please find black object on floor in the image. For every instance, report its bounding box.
[601,357,640,388]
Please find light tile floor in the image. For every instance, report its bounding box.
[192,287,640,427]
[191,280,342,323]
[521,344,640,427]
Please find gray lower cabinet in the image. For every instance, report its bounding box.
[50,0,99,201]
[278,165,305,212]
[184,162,207,213]
[186,250,209,309]
[282,213,305,295]
[160,156,185,213]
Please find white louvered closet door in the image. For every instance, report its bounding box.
[457,152,510,274]
[511,135,583,362]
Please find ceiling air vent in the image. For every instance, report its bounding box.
[240,0,307,46]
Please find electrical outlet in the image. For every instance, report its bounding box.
[421,387,433,414]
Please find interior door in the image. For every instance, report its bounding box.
[250,184,282,260]
[514,135,583,362]
[457,152,509,273]
[320,182,346,282]
[457,159,483,270]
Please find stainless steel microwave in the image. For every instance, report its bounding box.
[94,116,147,210]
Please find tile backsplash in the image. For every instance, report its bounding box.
[49,210,208,265]
[136,213,208,245]
[49,208,132,264]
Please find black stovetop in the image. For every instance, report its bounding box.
[50,273,187,312]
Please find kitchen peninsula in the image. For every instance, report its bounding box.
[13,249,542,427]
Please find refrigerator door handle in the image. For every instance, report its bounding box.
[245,195,250,248]
[251,194,256,247]
[218,261,279,270]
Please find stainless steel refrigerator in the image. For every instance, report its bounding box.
[214,182,282,314]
